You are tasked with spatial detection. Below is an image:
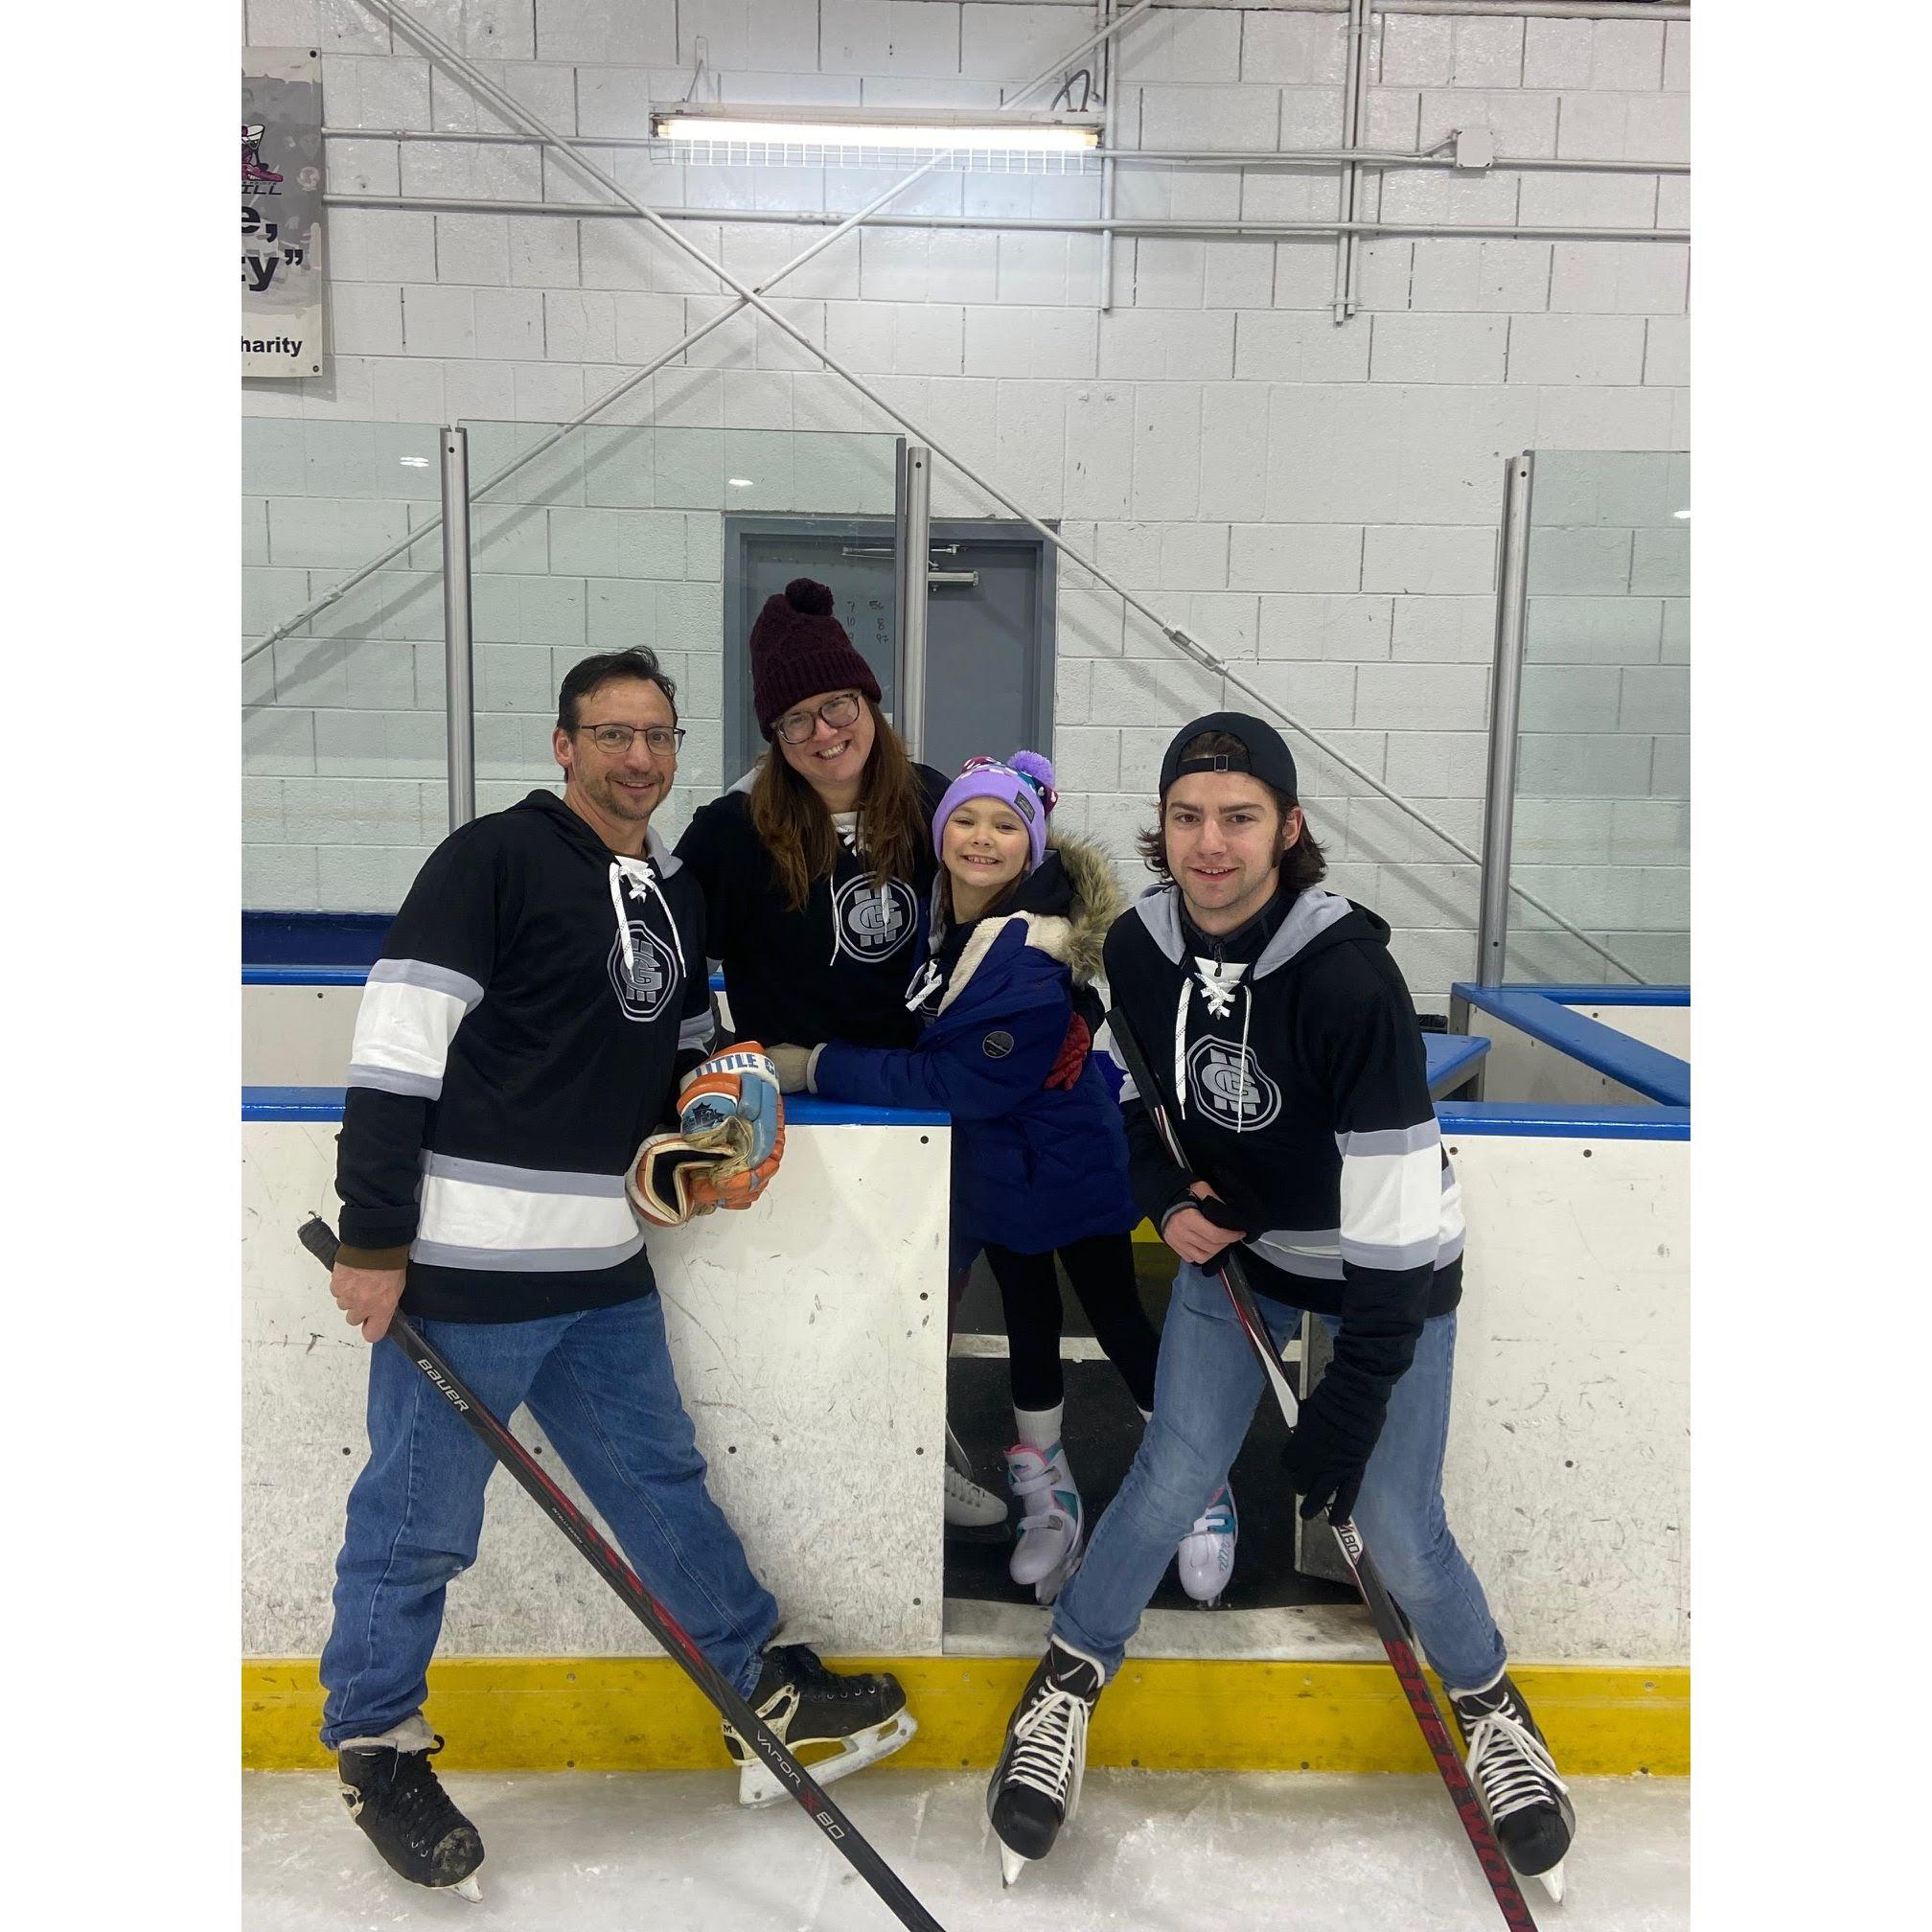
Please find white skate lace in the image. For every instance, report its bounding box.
[1006,1682,1092,1822]
[1462,1700,1571,1826]
[944,1464,995,1506]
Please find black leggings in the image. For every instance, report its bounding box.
[984,1231,1161,1416]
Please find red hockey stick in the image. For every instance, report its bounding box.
[1104,1013,1538,1932]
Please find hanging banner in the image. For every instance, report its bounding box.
[242,47,326,380]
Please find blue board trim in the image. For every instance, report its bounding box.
[242,1087,948,1130]
[244,965,370,986]
[244,1086,1676,1141]
[1437,1100,1689,1141]
[1450,983,1690,1108]
[245,961,729,995]
[1479,981,1690,1008]
[1425,1033,1488,1096]
[244,1087,349,1120]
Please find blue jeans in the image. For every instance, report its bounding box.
[1052,1262,1507,1692]
[319,1294,779,1748]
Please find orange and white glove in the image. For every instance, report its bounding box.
[627,1044,787,1226]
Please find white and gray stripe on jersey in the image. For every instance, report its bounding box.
[408,1152,645,1273]
[346,958,486,1101]
[1248,1145,1464,1280]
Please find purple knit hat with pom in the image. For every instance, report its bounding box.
[932,751,1059,873]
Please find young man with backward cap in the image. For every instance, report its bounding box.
[318,648,915,1902]
[985,711,1576,1898]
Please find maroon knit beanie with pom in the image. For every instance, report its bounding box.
[748,578,882,739]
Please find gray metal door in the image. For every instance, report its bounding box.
[724,517,1054,781]
[922,524,1056,775]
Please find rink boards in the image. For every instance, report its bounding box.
[242,1088,1688,1773]
[242,1099,952,1661]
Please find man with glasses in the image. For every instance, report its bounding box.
[319,648,915,1899]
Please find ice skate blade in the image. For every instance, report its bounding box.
[1028,1543,1086,1607]
[1000,1844,1029,1889]
[1536,1862,1566,1905]
[736,1710,919,1807]
[448,1874,482,1903]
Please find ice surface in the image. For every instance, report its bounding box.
[243,1766,1687,1931]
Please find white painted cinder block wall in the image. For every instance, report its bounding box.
[242,0,1690,1003]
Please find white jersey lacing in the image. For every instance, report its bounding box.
[1173,959,1255,1131]
[609,856,685,982]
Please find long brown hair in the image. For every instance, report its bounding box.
[749,699,929,912]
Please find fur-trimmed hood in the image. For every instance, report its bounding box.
[933,831,1123,1016]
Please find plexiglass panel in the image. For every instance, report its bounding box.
[465,421,901,847]
[1506,450,1690,983]
[242,419,446,910]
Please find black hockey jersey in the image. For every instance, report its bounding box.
[1104,883,1464,1391]
[334,790,714,1322]
[674,763,948,1049]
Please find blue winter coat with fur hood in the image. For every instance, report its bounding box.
[808,834,1139,1254]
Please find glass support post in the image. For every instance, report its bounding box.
[441,426,476,831]
[1478,450,1534,990]
[893,443,932,763]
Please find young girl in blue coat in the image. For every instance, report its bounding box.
[770,754,1172,1604]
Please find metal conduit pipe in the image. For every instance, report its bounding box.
[1097,0,1120,313]
[1331,0,1365,324]
[324,127,1690,176]
[1224,2,1687,16]
[302,0,1651,978]
[249,0,1162,666]
[323,192,1687,243]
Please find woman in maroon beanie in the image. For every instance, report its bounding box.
[677,581,1010,1530]
[675,577,949,1055]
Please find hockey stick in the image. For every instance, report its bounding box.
[1102,1016,1538,1932]
[298,1217,947,1932]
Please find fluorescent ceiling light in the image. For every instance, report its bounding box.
[654,114,1097,154]
[726,477,754,488]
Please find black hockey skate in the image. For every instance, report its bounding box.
[1448,1671,1576,1904]
[723,1643,917,1806]
[337,1732,484,1900]
[986,1635,1105,1888]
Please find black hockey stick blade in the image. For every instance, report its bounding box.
[300,1217,948,1932]
[1100,1019,1539,1932]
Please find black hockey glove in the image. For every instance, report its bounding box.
[1278,1367,1392,1525]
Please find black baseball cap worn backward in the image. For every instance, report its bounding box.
[1158,711,1299,803]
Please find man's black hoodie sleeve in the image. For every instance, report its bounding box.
[1301,945,1446,1438]
[334,827,502,1268]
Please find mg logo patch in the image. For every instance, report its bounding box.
[1184,1035,1282,1131]
[832,876,916,962]
[608,921,680,1024]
